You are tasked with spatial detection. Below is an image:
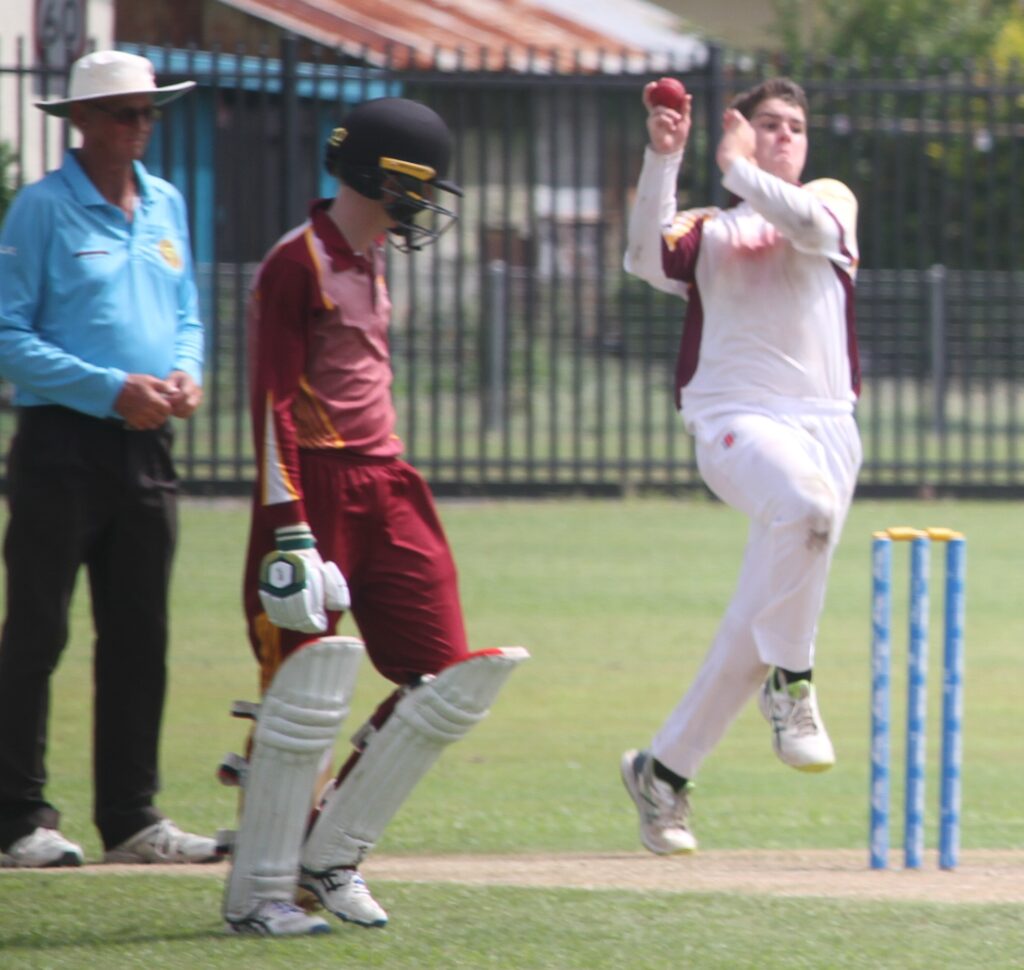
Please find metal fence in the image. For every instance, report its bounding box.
[1,38,1023,496]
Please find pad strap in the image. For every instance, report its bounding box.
[301,647,528,872]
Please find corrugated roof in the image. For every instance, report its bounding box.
[533,0,706,64]
[216,0,706,72]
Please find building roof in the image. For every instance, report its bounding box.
[216,0,706,72]
[533,0,705,64]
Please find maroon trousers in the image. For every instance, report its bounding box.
[243,454,469,691]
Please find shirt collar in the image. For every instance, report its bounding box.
[309,199,383,273]
[62,150,153,208]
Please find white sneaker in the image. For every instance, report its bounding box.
[1,827,84,868]
[758,675,836,772]
[298,867,388,927]
[225,900,331,936]
[620,749,697,855]
[103,819,220,863]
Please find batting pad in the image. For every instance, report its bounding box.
[223,636,364,921]
[301,646,529,872]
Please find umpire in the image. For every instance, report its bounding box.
[0,51,215,866]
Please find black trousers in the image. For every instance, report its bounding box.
[0,406,178,851]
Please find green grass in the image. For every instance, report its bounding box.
[1,497,1022,968]
[1,875,1022,969]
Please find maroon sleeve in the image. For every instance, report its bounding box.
[661,209,708,284]
[248,237,322,529]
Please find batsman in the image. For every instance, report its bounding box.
[221,97,528,936]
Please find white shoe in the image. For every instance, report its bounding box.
[759,674,836,772]
[298,867,388,927]
[620,749,697,855]
[1,827,84,868]
[225,900,331,936]
[103,819,220,863]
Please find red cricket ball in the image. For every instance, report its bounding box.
[649,77,687,111]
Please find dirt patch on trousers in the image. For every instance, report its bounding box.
[37,849,1024,904]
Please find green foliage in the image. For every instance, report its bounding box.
[992,12,1024,68]
[771,0,1016,62]
[725,48,1024,271]
[0,141,17,225]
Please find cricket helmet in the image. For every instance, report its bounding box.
[324,97,462,250]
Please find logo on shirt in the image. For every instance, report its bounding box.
[158,239,182,269]
[722,431,737,449]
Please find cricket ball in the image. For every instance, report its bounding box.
[649,77,686,111]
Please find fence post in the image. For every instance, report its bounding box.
[485,259,508,432]
[928,263,948,439]
[279,33,299,236]
[705,43,725,207]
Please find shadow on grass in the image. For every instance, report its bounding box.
[1,926,229,951]
[0,872,234,955]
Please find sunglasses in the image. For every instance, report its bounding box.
[91,103,162,126]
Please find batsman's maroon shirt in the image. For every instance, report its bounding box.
[248,200,402,530]
[243,200,468,684]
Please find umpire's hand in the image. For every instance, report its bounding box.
[114,373,174,429]
[165,369,203,418]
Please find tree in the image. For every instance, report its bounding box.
[770,0,1016,62]
[0,141,17,225]
[992,9,1024,68]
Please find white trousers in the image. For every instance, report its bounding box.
[652,409,862,780]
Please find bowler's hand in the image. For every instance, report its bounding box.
[643,81,692,155]
[258,523,351,634]
[165,370,203,418]
[716,108,756,174]
[114,373,174,429]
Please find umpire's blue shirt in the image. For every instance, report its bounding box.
[0,150,205,418]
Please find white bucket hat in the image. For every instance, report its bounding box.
[35,50,195,117]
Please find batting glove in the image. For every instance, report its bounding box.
[258,523,351,633]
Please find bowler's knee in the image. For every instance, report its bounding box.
[781,476,838,553]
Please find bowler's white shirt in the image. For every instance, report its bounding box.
[625,149,859,425]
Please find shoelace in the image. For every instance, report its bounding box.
[647,775,690,828]
[148,821,180,858]
[143,821,202,861]
[787,692,820,737]
[349,874,373,896]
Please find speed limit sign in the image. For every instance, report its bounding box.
[35,0,88,70]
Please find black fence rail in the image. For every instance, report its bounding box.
[1,38,1022,496]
